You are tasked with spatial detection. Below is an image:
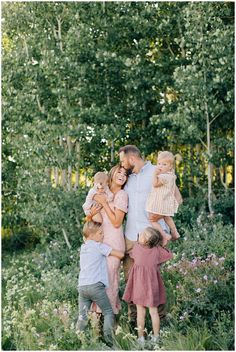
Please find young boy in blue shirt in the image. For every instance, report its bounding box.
[76,220,124,345]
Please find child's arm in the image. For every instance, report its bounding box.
[109,250,124,260]
[174,186,183,205]
[94,193,126,228]
[152,169,163,188]
[100,244,124,260]
[153,171,171,188]
[82,189,96,215]
[157,246,173,264]
[83,189,103,222]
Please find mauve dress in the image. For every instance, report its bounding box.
[123,243,173,307]
[92,189,128,314]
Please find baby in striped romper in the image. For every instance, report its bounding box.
[146,151,180,245]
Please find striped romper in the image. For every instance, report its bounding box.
[146,171,179,216]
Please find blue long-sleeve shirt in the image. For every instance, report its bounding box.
[124,161,169,241]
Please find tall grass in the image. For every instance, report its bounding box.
[2,220,234,350]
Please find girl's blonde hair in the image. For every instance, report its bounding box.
[145,227,162,248]
[158,151,175,168]
[83,221,102,239]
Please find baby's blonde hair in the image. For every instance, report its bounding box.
[83,221,102,239]
[158,151,175,168]
[94,172,108,185]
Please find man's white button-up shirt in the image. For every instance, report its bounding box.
[124,161,169,241]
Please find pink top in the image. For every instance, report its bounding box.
[101,189,128,252]
[123,243,173,307]
[82,186,114,215]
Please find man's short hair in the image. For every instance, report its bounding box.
[118,145,142,158]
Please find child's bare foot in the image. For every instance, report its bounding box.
[171,231,180,241]
[161,233,172,246]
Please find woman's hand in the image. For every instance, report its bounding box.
[93,194,107,206]
[90,203,102,217]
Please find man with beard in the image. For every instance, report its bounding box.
[119,145,172,327]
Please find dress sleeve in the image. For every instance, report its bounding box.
[105,188,114,202]
[156,246,173,264]
[128,243,137,259]
[114,190,128,213]
[129,250,134,258]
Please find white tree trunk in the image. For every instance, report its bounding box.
[61,169,67,187]
[111,140,114,163]
[67,165,72,191]
[54,167,59,186]
[74,141,80,190]
[205,98,214,215]
[62,228,71,250]
[219,166,228,190]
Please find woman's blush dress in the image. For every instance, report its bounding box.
[91,189,128,314]
[123,243,172,307]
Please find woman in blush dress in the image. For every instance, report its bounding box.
[85,164,128,315]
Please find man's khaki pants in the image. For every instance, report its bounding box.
[123,238,166,324]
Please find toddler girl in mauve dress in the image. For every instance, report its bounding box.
[123,227,173,346]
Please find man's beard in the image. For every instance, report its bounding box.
[126,164,134,175]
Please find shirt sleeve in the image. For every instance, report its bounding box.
[114,190,128,213]
[156,246,173,264]
[82,188,97,214]
[98,243,112,257]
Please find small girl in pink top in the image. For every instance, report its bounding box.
[146,151,181,244]
[123,227,173,346]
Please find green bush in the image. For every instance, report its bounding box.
[213,190,234,224]
[2,227,40,252]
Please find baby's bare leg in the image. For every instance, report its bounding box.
[92,212,103,223]
[148,213,172,245]
[164,216,180,240]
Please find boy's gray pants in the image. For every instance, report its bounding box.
[76,282,114,343]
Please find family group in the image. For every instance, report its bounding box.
[76,145,182,347]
